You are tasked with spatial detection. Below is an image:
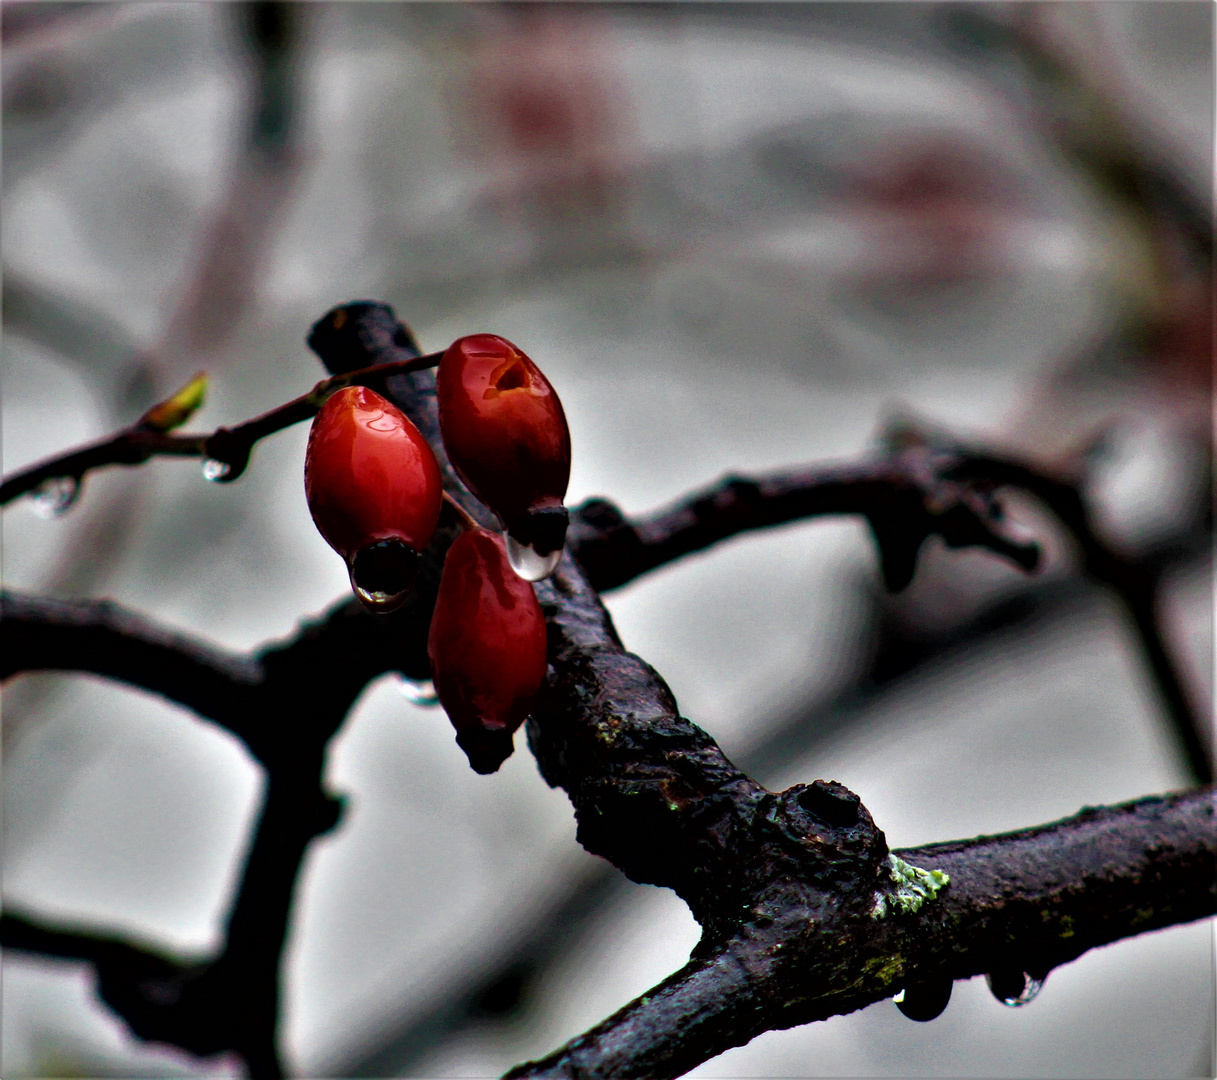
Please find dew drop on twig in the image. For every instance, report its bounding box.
[396,676,440,707]
[202,458,232,482]
[31,476,80,518]
[986,970,1043,1007]
[505,533,561,582]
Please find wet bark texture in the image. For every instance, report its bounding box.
[1,301,1213,1080]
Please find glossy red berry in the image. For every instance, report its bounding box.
[437,334,571,579]
[305,385,443,612]
[427,527,548,774]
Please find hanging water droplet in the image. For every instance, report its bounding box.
[396,676,440,707]
[351,581,410,613]
[202,458,232,482]
[347,542,417,614]
[986,970,1043,1007]
[348,563,409,614]
[31,476,80,518]
[895,977,952,1022]
[505,533,562,581]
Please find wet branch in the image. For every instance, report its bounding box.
[0,592,263,744]
[506,787,1215,1080]
[568,443,1040,594]
[0,349,443,508]
[2,302,1211,1080]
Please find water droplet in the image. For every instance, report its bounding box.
[31,476,79,518]
[351,582,410,613]
[895,977,952,1022]
[986,970,1043,1007]
[347,563,409,613]
[348,543,417,614]
[505,533,562,581]
[202,458,232,482]
[396,676,440,707]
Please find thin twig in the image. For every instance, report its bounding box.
[443,489,482,532]
[0,351,444,507]
[950,451,1213,784]
[567,448,1040,594]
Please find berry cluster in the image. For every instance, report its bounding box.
[304,334,568,773]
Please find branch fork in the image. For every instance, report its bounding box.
[2,301,1211,1080]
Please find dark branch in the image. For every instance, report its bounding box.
[950,450,1213,784]
[0,350,443,508]
[506,787,1216,1080]
[0,591,263,743]
[4,301,1209,1080]
[0,911,230,1059]
[531,557,767,926]
[568,444,1040,593]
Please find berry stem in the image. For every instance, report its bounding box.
[442,490,482,533]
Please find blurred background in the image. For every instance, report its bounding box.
[1,3,1212,1077]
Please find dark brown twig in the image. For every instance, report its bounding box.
[950,451,1213,784]
[567,447,1040,594]
[0,350,444,508]
[505,787,1215,1079]
[0,592,263,740]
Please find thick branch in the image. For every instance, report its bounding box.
[508,787,1215,1080]
[4,302,1209,1080]
[897,787,1216,977]
[0,591,263,739]
[530,558,768,926]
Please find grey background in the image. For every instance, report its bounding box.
[2,4,1212,1077]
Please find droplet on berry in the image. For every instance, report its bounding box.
[305,386,442,612]
[505,533,562,582]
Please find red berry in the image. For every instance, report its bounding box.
[437,334,571,578]
[427,527,548,773]
[305,385,443,612]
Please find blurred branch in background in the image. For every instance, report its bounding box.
[149,1,304,386]
[1,2,307,758]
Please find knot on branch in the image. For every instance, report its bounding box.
[759,782,885,881]
[705,781,891,941]
[307,301,422,373]
[868,432,1041,591]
